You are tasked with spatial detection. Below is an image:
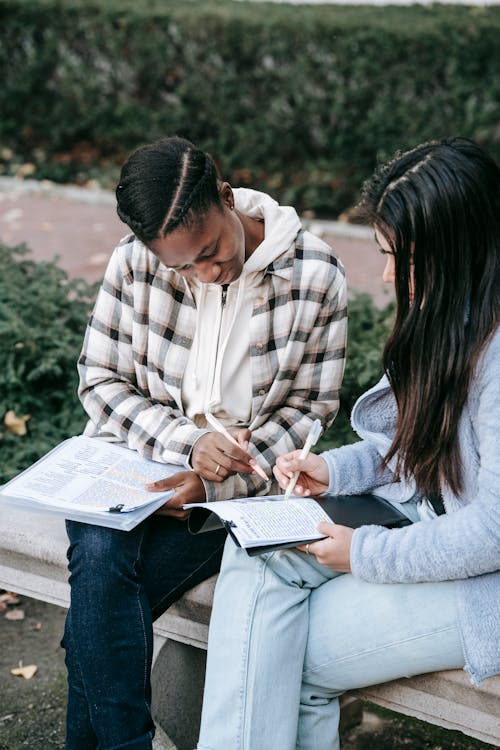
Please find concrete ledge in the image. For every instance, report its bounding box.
[1,504,499,749]
[357,670,500,747]
[0,505,212,648]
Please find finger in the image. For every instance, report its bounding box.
[219,435,254,463]
[304,538,327,556]
[205,460,230,483]
[199,453,246,482]
[317,521,336,537]
[276,451,303,471]
[225,456,255,474]
[146,475,181,492]
[273,465,289,488]
[231,428,251,452]
[154,507,190,520]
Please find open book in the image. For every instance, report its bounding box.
[186,493,412,556]
[0,436,178,530]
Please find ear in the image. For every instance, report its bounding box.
[219,182,235,211]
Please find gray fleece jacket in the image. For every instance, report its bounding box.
[321,326,500,685]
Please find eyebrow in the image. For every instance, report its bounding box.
[168,240,217,270]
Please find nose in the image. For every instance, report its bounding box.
[382,254,395,284]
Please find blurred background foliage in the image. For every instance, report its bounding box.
[0,244,392,483]
[0,244,98,483]
[0,0,495,477]
[0,0,499,216]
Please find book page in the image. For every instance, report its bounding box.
[1,436,178,513]
[186,496,331,547]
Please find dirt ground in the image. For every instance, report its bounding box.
[0,595,493,750]
[0,596,66,749]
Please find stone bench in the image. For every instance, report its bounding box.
[1,505,499,750]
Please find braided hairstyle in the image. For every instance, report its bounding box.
[116,136,222,245]
[360,136,500,497]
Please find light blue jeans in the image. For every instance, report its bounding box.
[197,531,465,750]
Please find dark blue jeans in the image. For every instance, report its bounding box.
[62,516,227,750]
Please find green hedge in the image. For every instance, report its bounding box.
[1,0,499,215]
[0,243,392,485]
[0,244,97,484]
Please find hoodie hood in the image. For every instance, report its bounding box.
[234,188,302,273]
[181,189,303,427]
[351,375,419,504]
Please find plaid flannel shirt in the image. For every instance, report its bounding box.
[78,228,347,501]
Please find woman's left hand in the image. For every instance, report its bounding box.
[297,522,353,572]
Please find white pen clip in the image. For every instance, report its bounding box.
[283,419,323,501]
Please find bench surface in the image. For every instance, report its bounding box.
[1,504,499,747]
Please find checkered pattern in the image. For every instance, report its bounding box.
[78,229,347,501]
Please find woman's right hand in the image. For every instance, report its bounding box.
[273,451,330,496]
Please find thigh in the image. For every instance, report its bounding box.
[141,517,227,619]
[66,517,226,620]
[303,574,464,693]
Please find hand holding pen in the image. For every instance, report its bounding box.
[204,413,269,481]
[189,413,270,483]
[274,420,326,499]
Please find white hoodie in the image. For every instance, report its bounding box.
[181,188,302,429]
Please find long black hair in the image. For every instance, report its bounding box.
[361,137,500,496]
[116,136,222,245]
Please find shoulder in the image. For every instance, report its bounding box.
[293,229,345,292]
[110,234,160,282]
[466,325,500,424]
[474,325,500,389]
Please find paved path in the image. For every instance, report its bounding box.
[0,178,392,306]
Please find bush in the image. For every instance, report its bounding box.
[0,242,392,484]
[318,293,394,451]
[1,1,500,214]
[0,244,98,485]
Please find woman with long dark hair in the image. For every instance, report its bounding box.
[197,137,500,750]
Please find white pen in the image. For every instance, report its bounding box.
[283,419,323,501]
[204,412,270,482]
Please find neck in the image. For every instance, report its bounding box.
[238,211,265,260]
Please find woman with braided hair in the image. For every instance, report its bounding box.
[62,135,347,749]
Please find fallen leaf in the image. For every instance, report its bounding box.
[0,592,21,605]
[4,410,30,436]
[5,608,25,621]
[16,162,36,178]
[11,664,37,680]
[33,622,42,631]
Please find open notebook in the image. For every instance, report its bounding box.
[186,493,412,556]
[0,436,177,531]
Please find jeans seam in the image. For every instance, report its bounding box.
[134,526,151,718]
[303,623,460,678]
[239,554,273,750]
[150,538,226,618]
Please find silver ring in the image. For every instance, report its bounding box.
[215,464,221,475]
[306,544,310,555]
